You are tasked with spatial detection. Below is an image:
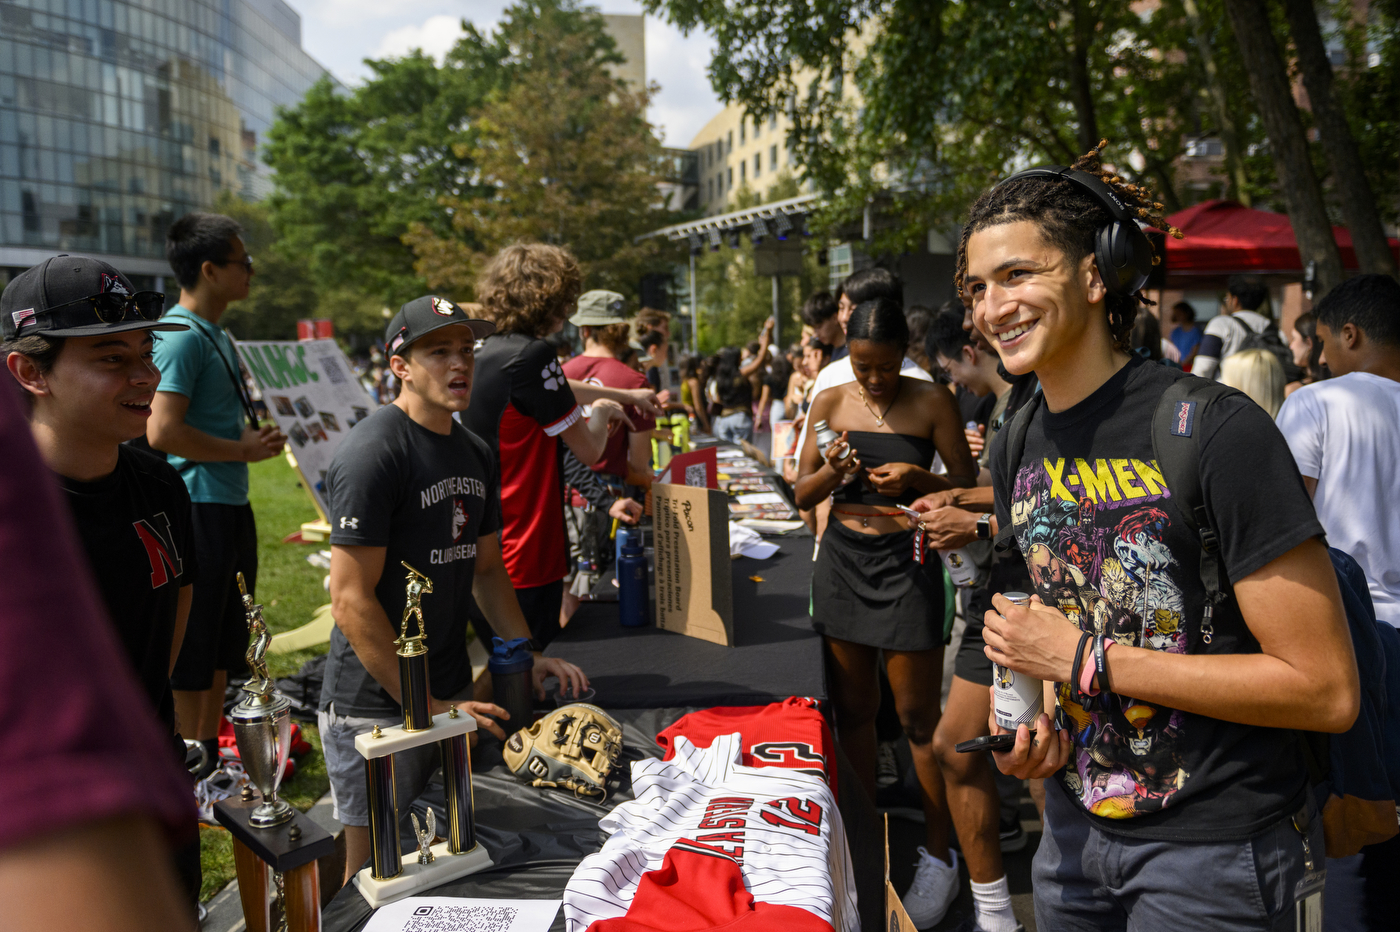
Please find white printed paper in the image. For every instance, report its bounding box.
[361,896,561,932]
[736,492,786,505]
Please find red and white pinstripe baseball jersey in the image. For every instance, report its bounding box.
[563,733,858,932]
[655,697,838,799]
[582,839,835,932]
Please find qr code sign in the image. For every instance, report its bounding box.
[403,904,519,931]
[685,463,706,487]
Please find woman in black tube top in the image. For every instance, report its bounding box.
[795,296,977,883]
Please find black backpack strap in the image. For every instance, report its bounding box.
[992,392,1043,553]
[1150,376,1239,642]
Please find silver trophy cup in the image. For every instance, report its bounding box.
[230,573,295,828]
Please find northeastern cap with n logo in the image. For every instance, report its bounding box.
[384,295,495,356]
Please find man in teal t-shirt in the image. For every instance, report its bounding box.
[149,212,286,768]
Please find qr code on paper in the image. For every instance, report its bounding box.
[684,463,706,487]
[403,904,518,931]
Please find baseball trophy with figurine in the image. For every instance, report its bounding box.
[352,561,492,908]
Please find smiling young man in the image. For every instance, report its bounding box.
[3,254,203,913]
[960,149,1360,930]
[321,295,589,885]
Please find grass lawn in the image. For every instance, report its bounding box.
[200,455,333,902]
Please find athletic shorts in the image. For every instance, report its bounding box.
[318,703,440,831]
[171,503,257,690]
[954,585,995,687]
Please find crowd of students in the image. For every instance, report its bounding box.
[2,140,1399,932]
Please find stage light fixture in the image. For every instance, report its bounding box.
[707,229,722,252]
[687,233,703,256]
[773,213,793,240]
[728,230,742,249]
[750,217,770,245]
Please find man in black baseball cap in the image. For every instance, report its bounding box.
[384,294,496,357]
[318,295,588,885]
[2,253,183,341]
[3,253,204,915]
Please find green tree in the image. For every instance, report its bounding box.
[405,0,671,301]
[648,0,1206,251]
[212,193,387,344]
[263,39,504,309]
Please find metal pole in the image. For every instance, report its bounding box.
[771,275,780,348]
[365,755,401,880]
[689,251,699,352]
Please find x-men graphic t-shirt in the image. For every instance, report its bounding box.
[989,356,1323,840]
[321,404,501,718]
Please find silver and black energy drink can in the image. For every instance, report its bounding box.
[992,591,1045,731]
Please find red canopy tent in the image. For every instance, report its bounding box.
[1163,199,1399,280]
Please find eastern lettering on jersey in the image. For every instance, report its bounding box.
[429,542,477,565]
[451,497,468,542]
[1011,454,1189,819]
[420,475,486,510]
[132,512,182,588]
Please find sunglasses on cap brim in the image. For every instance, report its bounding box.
[39,290,166,328]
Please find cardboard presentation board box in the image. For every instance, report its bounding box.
[651,482,734,646]
[885,815,918,932]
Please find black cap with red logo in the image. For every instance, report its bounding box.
[1,254,187,340]
[384,295,495,357]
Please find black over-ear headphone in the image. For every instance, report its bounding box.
[992,165,1155,298]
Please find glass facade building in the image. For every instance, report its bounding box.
[0,0,326,285]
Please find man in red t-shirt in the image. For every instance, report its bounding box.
[562,291,657,486]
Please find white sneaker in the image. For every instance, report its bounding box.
[902,847,960,929]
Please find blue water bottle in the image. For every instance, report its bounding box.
[487,637,535,734]
[616,526,650,627]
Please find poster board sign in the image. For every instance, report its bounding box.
[235,338,374,516]
[884,814,917,932]
[656,446,718,489]
[652,482,733,646]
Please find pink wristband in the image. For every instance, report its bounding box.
[1078,639,1114,696]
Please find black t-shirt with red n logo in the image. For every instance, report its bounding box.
[58,445,197,735]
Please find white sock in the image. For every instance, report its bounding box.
[970,876,1017,932]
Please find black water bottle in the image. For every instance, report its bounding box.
[488,637,534,736]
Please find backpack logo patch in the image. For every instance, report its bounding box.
[1170,400,1196,437]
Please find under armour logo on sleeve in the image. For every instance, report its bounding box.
[340,516,359,530]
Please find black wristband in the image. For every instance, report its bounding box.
[1093,634,1111,695]
[1070,630,1093,707]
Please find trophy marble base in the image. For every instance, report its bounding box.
[353,842,492,909]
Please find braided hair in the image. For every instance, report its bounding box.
[954,141,1183,352]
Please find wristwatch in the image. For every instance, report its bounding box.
[975,513,993,541]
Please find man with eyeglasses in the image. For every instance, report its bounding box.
[2,253,204,915]
[149,212,287,776]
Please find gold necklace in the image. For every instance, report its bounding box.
[858,386,895,426]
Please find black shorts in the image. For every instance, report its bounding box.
[474,579,565,650]
[955,586,995,687]
[170,503,257,690]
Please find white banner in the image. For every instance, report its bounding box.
[235,338,374,516]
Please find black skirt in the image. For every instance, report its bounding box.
[811,519,944,652]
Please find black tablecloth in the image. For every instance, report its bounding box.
[321,707,883,932]
[547,536,825,708]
